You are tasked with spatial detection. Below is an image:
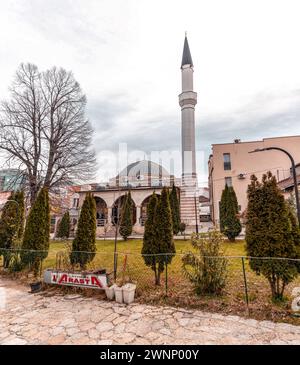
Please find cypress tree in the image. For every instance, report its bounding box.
[245,172,300,300]
[142,192,158,281]
[170,184,180,235]
[219,184,241,241]
[57,211,70,239]
[21,188,50,276]
[119,192,133,240]
[0,192,19,268]
[70,193,96,269]
[153,187,176,285]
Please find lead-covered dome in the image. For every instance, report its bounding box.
[118,160,169,179]
[109,160,171,187]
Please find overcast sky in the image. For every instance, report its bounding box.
[1,0,300,185]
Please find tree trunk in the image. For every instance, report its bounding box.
[3,255,10,269]
[156,270,161,286]
[268,277,276,299]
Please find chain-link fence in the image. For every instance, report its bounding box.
[1,247,300,319]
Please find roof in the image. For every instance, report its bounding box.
[117,160,170,179]
[181,36,193,68]
[211,135,300,147]
[278,175,300,191]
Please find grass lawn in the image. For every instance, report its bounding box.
[43,238,248,280]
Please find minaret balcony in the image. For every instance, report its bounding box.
[178,91,197,107]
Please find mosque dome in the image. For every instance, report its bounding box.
[108,160,171,187]
[118,160,169,179]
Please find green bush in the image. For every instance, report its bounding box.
[182,230,228,295]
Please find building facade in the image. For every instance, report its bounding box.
[208,135,300,224]
[64,160,180,237]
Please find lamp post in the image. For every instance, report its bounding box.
[249,147,300,226]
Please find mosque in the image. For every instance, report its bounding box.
[68,35,200,236]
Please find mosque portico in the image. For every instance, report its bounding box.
[75,184,167,236]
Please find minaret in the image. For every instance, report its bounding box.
[179,34,199,230]
[179,34,197,185]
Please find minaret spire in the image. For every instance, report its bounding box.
[181,34,193,68]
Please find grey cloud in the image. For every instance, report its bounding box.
[12,1,109,60]
[198,90,300,175]
[90,89,300,182]
[88,95,136,131]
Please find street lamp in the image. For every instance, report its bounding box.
[249,147,300,226]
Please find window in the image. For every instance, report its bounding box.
[73,198,79,208]
[223,153,231,170]
[225,177,232,187]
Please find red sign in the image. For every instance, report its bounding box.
[44,269,107,289]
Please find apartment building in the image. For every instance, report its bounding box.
[208,135,300,224]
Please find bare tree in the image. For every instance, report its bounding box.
[0,63,96,203]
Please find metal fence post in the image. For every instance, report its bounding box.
[241,257,250,316]
[165,255,168,297]
[114,252,118,281]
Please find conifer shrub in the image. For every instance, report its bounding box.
[14,190,25,240]
[21,188,50,276]
[70,193,96,269]
[219,184,242,241]
[179,222,186,239]
[142,188,175,285]
[142,192,158,281]
[170,184,180,235]
[245,172,300,300]
[57,211,70,239]
[119,192,133,240]
[0,192,19,268]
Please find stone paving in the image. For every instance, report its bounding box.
[1,277,300,345]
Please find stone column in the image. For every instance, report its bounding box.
[107,206,112,224]
[135,205,141,226]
